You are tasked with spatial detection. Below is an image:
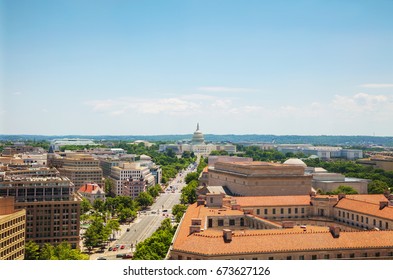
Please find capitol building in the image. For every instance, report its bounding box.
[159,123,236,156]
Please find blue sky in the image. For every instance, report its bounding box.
[1,0,393,136]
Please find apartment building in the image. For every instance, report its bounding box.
[48,153,103,188]
[0,173,81,248]
[0,197,26,260]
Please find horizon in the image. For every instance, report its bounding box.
[2,1,393,136]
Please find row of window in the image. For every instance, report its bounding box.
[0,241,24,259]
[0,216,25,231]
[338,210,390,229]
[256,207,306,215]
[176,251,393,260]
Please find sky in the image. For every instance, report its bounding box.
[1,0,393,136]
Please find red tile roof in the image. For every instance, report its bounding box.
[78,183,104,194]
[234,195,311,207]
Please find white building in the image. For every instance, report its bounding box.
[159,123,237,156]
[109,162,155,196]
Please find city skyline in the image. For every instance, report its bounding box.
[2,0,393,136]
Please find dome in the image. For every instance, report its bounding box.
[140,154,152,161]
[192,123,205,145]
[283,158,307,167]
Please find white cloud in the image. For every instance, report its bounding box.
[332,92,390,113]
[197,86,257,93]
[360,83,393,88]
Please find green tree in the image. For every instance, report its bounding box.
[368,180,389,194]
[83,216,110,249]
[80,198,92,214]
[104,178,115,196]
[39,243,57,260]
[136,192,154,209]
[24,240,40,260]
[328,185,358,195]
[181,180,199,204]
[118,208,137,223]
[172,204,187,222]
[185,172,198,184]
[93,199,105,212]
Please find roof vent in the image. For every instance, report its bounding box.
[380,201,388,210]
[329,226,340,238]
[223,229,232,243]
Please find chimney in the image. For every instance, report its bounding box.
[231,204,241,211]
[223,229,232,243]
[380,201,389,210]
[189,225,201,235]
[338,194,346,200]
[329,226,340,238]
[197,199,205,206]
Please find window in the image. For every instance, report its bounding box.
[375,252,380,258]
[218,219,224,226]
[337,254,342,259]
[361,216,364,223]
[208,219,212,228]
[210,198,213,204]
[301,208,305,214]
[362,253,367,258]
[256,209,260,215]
[229,219,235,226]
[299,255,305,260]
[280,208,284,214]
[288,208,291,214]
[324,254,329,259]
[350,253,355,258]
[264,209,268,215]
[312,255,317,260]
[386,222,389,229]
[286,256,292,260]
[373,219,376,226]
[268,257,274,260]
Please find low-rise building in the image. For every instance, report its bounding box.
[78,183,106,204]
[168,193,393,260]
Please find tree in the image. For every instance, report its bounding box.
[136,192,153,209]
[368,180,389,194]
[39,243,57,260]
[185,172,198,184]
[172,204,187,222]
[328,185,358,195]
[93,199,105,212]
[80,198,92,214]
[83,216,110,249]
[104,178,114,196]
[24,241,40,260]
[181,180,199,204]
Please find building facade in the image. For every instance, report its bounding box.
[0,197,26,260]
[168,193,393,260]
[207,160,312,196]
[0,173,81,248]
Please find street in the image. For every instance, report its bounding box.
[91,162,196,260]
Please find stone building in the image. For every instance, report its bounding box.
[168,193,393,260]
[0,197,26,260]
[207,159,312,196]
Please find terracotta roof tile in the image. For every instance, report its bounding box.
[234,195,311,207]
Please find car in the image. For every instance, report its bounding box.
[113,247,118,251]
[163,209,168,212]
[116,253,125,258]
[97,257,107,260]
[122,254,133,259]
[126,228,130,232]
[116,244,120,248]
[108,247,113,251]
[120,245,125,249]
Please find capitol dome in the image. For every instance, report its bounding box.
[192,123,205,145]
[283,158,307,167]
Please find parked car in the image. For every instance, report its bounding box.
[116,244,120,248]
[120,245,125,249]
[113,247,117,251]
[126,228,130,232]
[116,253,125,258]
[97,257,107,260]
[108,247,113,251]
[122,254,133,259]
